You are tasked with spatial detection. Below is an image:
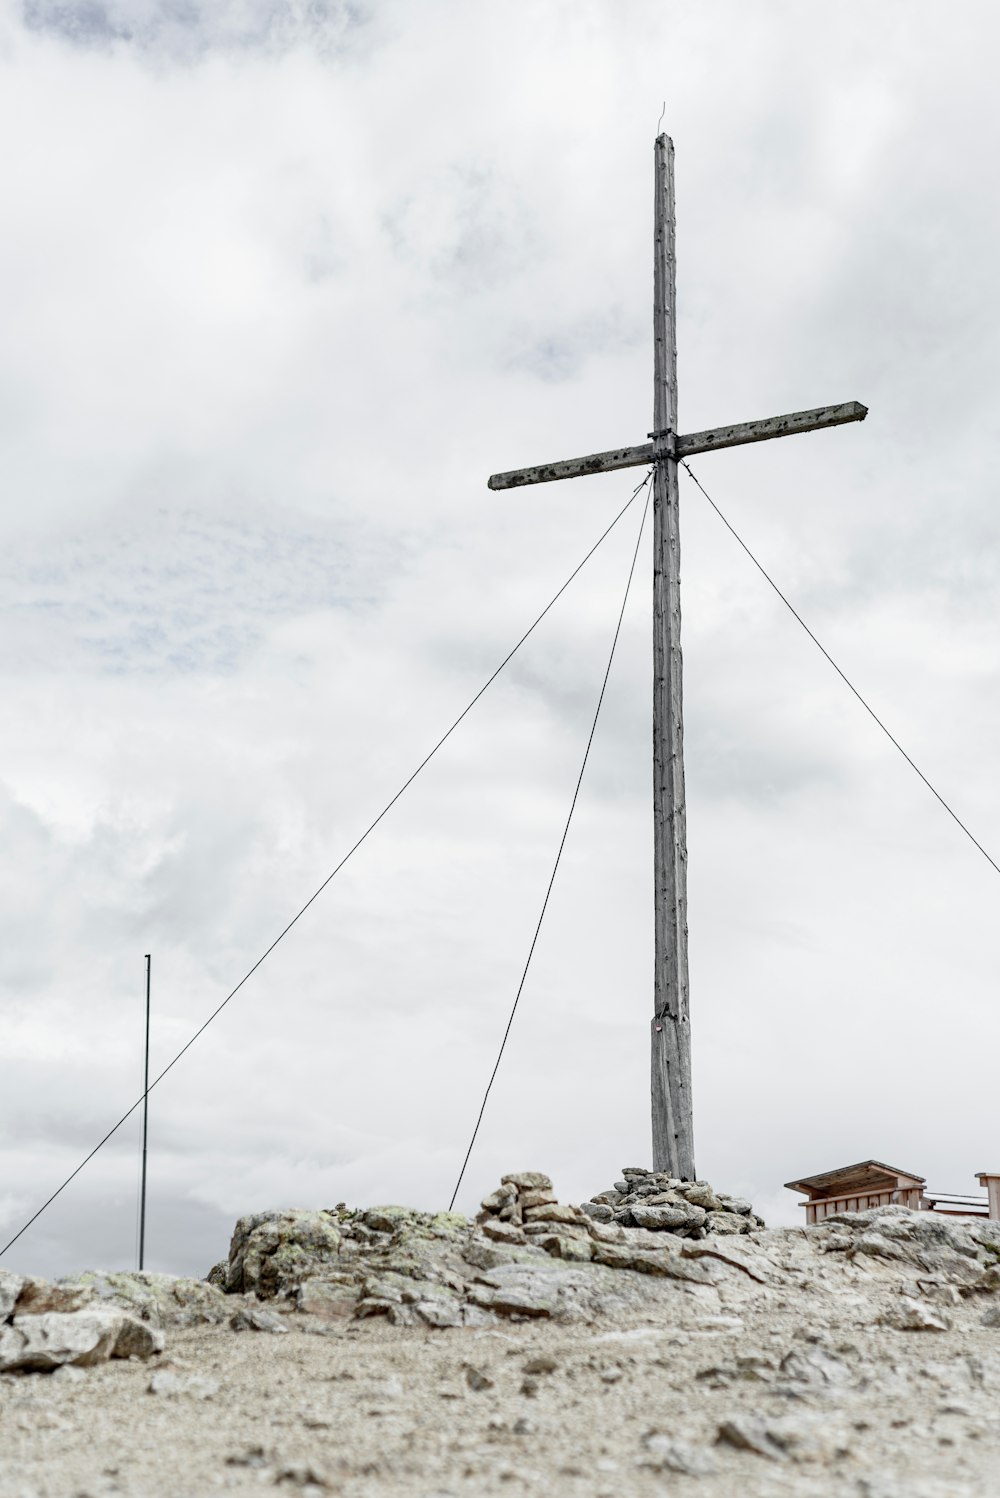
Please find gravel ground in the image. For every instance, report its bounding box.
[3,1219,1000,1498]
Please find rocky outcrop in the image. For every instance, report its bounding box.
[58,1270,234,1328]
[226,1209,344,1298]
[0,1269,164,1374]
[201,1173,773,1329]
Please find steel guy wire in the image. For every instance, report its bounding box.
[682,459,1000,879]
[0,470,653,1261]
[448,481,653,1213]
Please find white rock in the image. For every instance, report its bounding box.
[0,1271,25,1321]
[148,1369,219,1398]
[642,1434,717,1476]
[0,1307,128,1372]
[717,1411,850,1463]
[881,1296,951,1332]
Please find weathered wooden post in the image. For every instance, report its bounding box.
[650,135,694,1179]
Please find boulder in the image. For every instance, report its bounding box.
[227,1209,342,1298]
[0,1306,162,1373]
[61,1271,232,1328]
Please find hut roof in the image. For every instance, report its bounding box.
[784,1159,925,1199]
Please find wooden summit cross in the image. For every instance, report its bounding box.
[487,134,867,1181]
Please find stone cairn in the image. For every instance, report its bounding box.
[582,1167,765,1237]
[477,1167,763,1251]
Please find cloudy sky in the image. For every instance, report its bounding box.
[2,0,999,1279]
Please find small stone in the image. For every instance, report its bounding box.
[463,1362,494,1391]
[718,1196,753,1216]
[362,1206,412,1235]
[520,1375,539,1397]
[966,1264,1000,1295]
[362,1275,405,1302]
[512,1416,535,1434]
[706,1211,749,1235]
[642,1434,718,1477]
[522,1204,582,1225]
[980,1305,1000,1327]
[416,1301,464,1328]
[599,1363,622,1383]
[539,1235,593,1263]
[630,1203,706,1231]
[585,1220,624,1244]
[112,1314,165,1360]
[274,1459,330,1489]
[501,1172,553,1193]
[681,1182,722,1211]
[579,1202,613,1223]
[519,1189,558,1210]
[470,1286,554,1318]
[523,1354,558,1375]
[353,1296,396,1319]
[148,1369,219,1399]
[717,1412,849,1464]
[881,1296,951,1332]
[226,1445,271,1469]
[621,1168,651,1178]
[779,1345,853,1389]
[481,1185,518,1212]
[229,1305,290,1333]
[483,1219,526,1245]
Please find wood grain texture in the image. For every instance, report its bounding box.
[650,133,695,1182]
[487,443,654,490]
[678,400,867,457]
[486,402,866,491]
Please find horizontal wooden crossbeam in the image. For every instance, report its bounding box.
[487,400,867,491]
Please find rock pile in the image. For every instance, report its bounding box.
[477,1168,762,1244]
[581,1166,765,1237]
[0,1269,164,1373]
[476,1171,598,1256]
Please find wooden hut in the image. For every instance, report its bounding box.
[784,1160,926,1224]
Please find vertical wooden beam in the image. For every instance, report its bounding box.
[651,134,695,1180]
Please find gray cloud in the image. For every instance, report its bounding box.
[2,0,1000,1282]
[22,0,370,58]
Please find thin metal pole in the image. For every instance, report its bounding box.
[651,133,695,1179]
[139,954,151,1272]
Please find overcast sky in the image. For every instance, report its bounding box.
[2,0,999,1280]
